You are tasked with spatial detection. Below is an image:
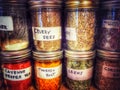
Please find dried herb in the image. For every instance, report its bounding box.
[66,9,95,51]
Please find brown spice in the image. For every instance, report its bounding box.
[66,9,95,51]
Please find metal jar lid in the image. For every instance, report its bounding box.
[97,49,120,58]
[32,50,63,61]
[29,0,62,8]
[0,49,31,62]
[65,50,95,59]
[66,0,96,8]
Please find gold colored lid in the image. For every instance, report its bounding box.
[66,0,96,8]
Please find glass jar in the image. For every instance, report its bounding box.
[0,2,29,51]
[33,50,63,90]
[29,0,62,52]
[0,49,32,90]
[65,0,96,51]
[97,1,120,52]
[65,50,95,90]
[94,50,120,90]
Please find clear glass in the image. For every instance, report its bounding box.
[0,3,29,51]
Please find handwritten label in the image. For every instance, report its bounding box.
[102,20,120,29]
[102,65,120,78]
[67,67,93,80]
[36,64,62,79]
[3,67,31,81]
[0,16,13,31]
[66,27,77,41]
[32,27,61,41]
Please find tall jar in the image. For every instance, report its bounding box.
[0,49,32,90]
[29,1,62,52]
[97,1,120,52]
[33,50,63,90]
[65,0,96,51]
[65,50,95,90]
[94,50,120,90]
[0,1,29,51]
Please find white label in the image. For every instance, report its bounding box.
[66,27,77,41]
[102,65,120,78]
[36,64,62,79]
[102,20,120,29]
[67,67,93,80]
[3,67,31,81]
[32,27,61,41]
[0,16,13,31]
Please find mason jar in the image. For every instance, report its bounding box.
[29,0,62,52]
[32,50,63,90]
[65,50,95,90]
[65,0,96,51]
[0,49,32,90]
[97,1,120,52]
[94,50,120,90]
[0,1,29,51]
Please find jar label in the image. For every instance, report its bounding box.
[0,16,13,31]
[36,64,62,79]
[32,27,61,41]
[66,27,77,41]
[102,20,120,29]
[102,65,120,78]
[3,67,31,81]
[67,67,93,80]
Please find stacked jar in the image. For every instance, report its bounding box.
[29,0,63,90]
[0,1,32,90]
[95,1,120,90]
[65,0,96,90]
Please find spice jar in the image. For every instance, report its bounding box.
[0,63,3,88]
[0,1,29,51]
[0,49,32,90]
[94,50,120,90]
[97,1,120,52]
[65,50,95,90]
[65,0,96,51]
[33,50,63,90]
[29,0,62,52]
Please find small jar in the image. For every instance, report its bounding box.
[0,1,29,51]
[94,50,120,90]
[65,0,96,51]
[97,1,120,52]
[33,50,63,90]
[29,0,62,52]
[0,49,32,90]
[0,63,3,88]
[65,50,95,90]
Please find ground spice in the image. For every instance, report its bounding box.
[66,1,96,51]
[1,50,32,90]
[94,50,120,90]
[29,1,62,51]
[33,51,62,90]
[65,50,95,90]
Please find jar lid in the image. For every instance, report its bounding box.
[32,50,63,60]
[0,0,27,3]
[97,49,120,58]
[29,0,62,8]
[65,50,95,59]
[101,0,120,8]
[0,49,31,61]
[66,0,96,8]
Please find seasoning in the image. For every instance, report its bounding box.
[0,2,29,51]
[33,50,62,90]
[29,1,62,51]
[97,1,120,52]
[1,49,32,90]
[65,50,95,90]
[65,0,96,51]
[94,50,120,90]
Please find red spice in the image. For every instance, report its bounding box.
[2,60,32,90]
